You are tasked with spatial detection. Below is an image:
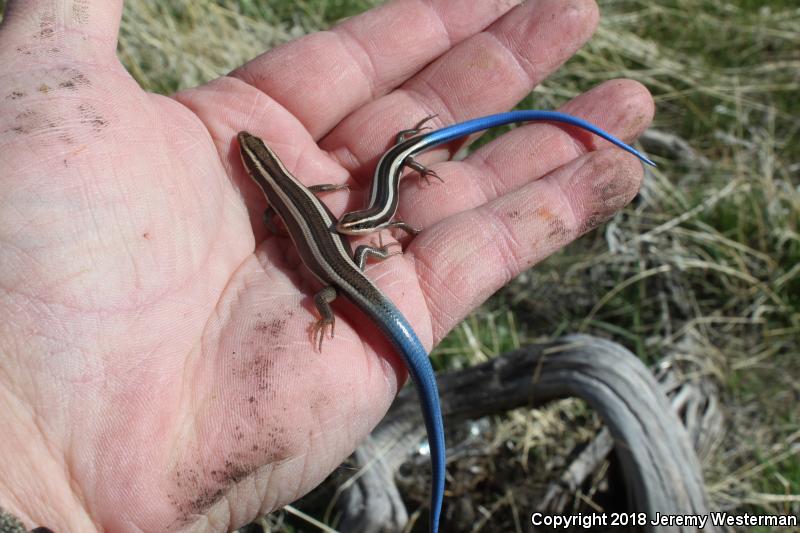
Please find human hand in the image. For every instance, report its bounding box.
[0,1,653,530]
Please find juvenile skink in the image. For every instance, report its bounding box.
[337,110,656,236]
[238,132,445,533]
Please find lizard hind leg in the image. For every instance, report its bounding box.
[311,286,338,351]
[396,114,438,144]
[405,157,443,185]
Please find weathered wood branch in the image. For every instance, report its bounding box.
[337,334,716,533]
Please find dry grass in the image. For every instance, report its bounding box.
[435,1,800,531]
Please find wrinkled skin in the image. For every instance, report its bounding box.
[0,0,653,531]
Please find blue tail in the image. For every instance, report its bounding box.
[421,110,656,167]
[381,308,445,533]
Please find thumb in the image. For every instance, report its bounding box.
[0,1,122,63]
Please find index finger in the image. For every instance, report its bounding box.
[230,0,520,139]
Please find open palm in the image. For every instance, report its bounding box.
[0,1,653,531]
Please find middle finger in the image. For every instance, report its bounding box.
[322,0,600,189]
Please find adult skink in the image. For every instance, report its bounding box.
[238,132,445,533]
[337,110,656,236]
